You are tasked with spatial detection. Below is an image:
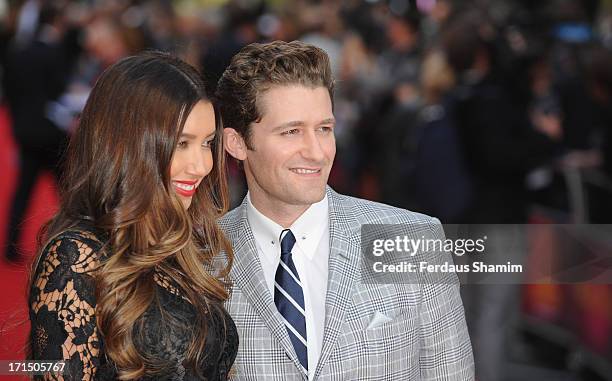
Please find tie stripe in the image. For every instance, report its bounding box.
[275,282,306,315]
[274,229,308,372]
[279,260,302,286]
[280,315,308,347]
[274,267,304,307]
[275,291,307,342]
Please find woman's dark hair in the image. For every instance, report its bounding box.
[29,51,233,379]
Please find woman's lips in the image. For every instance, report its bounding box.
[172,180,198,197]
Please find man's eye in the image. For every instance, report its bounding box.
[319,126,333,133]
[281,129,299,136]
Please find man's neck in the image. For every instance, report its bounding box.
[248,192,310,228]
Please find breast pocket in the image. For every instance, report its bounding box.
[363,309,418,349]
[347,283,420,325]
[345,284,421,355]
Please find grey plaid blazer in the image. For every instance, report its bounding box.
[219,187,474,380]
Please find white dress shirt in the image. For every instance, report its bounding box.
[246,193,330,379]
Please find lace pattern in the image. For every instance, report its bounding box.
[29,229,238,380]
[30,231,103,380]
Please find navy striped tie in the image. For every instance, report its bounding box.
[274,229,308,372]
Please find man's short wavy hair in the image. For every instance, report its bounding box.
[215,40,334,148]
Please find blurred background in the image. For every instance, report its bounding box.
[0,0,611,380]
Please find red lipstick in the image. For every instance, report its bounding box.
[172,180,198,197]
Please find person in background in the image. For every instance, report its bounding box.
[3,2,75,263]
[414,49,473,223]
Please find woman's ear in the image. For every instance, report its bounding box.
[223,128,248,161]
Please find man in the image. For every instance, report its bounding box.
[216,40,474,380]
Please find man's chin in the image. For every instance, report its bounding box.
[290,187,326,206]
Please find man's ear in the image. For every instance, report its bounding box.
[223,128,248,161]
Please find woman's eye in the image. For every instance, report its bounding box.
[203,139,215,148]
[177,141,188,148]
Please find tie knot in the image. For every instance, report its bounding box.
[280,229,296,255]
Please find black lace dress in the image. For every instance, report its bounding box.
[29,228,238,380]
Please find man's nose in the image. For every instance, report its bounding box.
[301,131,326,162]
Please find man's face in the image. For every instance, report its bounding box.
[242,85,336,211]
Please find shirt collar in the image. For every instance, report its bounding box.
[246,192,329,261]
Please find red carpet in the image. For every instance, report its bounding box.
[0,105,59,380]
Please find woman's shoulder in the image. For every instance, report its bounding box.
[41,224,107,263]
[51,223,107,249]
[32,224,107,300]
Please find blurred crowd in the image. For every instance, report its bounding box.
[2,0,612,227]
[1,0,612,379]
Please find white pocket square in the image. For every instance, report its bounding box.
[366,311,394,330]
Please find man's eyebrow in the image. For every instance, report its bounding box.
[271,120,305,132]
[319,118,336,125]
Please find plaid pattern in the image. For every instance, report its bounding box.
[220,187,474,380]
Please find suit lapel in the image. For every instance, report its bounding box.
[313,187,360,379]
[229,200,306,376]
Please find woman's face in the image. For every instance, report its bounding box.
[170,101,216,209]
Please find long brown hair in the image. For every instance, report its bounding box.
[29,51,233,379]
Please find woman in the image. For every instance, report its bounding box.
[28,51,237,380]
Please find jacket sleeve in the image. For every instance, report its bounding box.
[418,218,475,380]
